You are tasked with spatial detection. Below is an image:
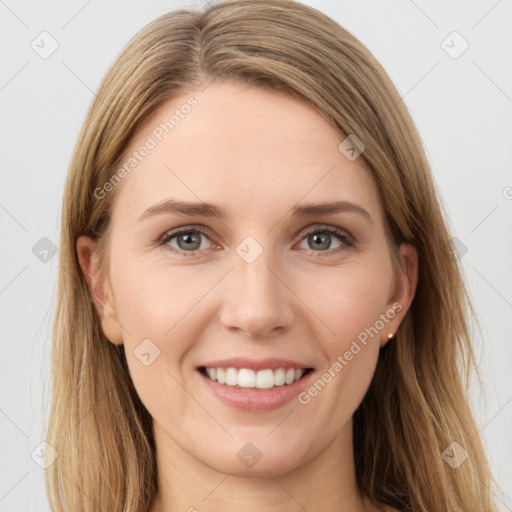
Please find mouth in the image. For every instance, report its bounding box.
[197,365,314,390]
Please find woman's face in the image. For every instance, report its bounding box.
[78,80,416,476]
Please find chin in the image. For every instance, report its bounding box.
[198,441,310,478]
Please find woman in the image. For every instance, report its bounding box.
[45,0,499,510]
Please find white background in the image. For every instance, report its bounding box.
[1,1,511,510]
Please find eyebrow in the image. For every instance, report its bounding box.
[137,199,373,225]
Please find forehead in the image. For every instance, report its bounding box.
[110,80,382,226]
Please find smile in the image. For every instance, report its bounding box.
[199,366,313,389]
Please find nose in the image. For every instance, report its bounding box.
[219,247,296,338]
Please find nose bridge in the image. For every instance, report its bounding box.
[219,235,295,336]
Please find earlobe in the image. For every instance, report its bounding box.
[381,243,418,347]
[76,235,123,345]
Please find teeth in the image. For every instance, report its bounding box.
[238,368,256,387]
[203,367,308,389]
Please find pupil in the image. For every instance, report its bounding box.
[176,232,332,252]
[180,233,199,250]
[311,233,329,250]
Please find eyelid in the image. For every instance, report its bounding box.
[158,223,356,256]
[158,224,210,244]
[296,223,353,241]
[157,224,215,256]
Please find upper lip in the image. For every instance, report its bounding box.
[198,358,314,371]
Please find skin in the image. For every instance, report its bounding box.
[77,80,417,512]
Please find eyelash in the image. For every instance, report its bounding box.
[157,224,356,258]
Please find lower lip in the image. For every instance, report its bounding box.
[198,369,315,412]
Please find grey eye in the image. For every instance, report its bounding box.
[163,229,212,252]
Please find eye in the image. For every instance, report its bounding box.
[158,224,355,257]
[295,225,355,257]
[158,226,215,256]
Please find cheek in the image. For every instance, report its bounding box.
[297,267,388,426]
[110,257,218,405]
[302,262,392,342]
[111,247,391,353]
[112,259,205,418]
[111,254,210,339]
[304,262,391,416]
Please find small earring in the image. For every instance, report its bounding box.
[387,333,394,339]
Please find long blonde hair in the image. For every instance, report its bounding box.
[46,1,499,510]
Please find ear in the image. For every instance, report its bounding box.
[380,243,418,347]
[76,236,123,345]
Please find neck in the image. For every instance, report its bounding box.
[149,417,372,512]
